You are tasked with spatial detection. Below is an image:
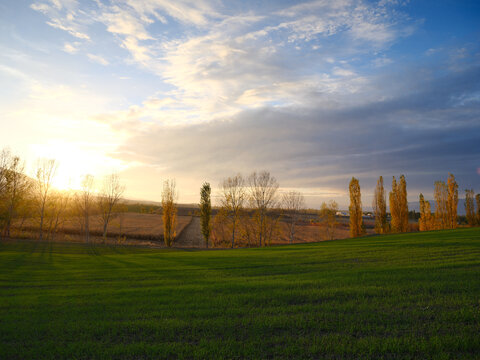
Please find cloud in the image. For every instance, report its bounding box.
[63,42,79,54]
[31,0,91,40]
[87,53,109,66]
[99,57,480,204]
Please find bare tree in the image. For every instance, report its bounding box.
[75,175,95,243]
[45,191,71,241]
[0,151,31,238]
[319,200,339,240]
[220,174,246,248]
[35,159,58,241]
[248,171,279,247]
[98,173,125,241]
[0,149,11,196]
[282,190,305,244]
[162,179,177,247]
[2,156,31,238]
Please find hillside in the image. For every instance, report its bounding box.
[1,228,479,359]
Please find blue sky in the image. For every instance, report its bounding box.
[0,0,479,206]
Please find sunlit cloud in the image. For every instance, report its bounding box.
[0,0,478,205]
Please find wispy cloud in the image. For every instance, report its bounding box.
[87,53,109,66]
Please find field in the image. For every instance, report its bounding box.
[14,213,192,245]
[1,228,479,359]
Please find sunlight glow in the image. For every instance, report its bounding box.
[29,141,126,191]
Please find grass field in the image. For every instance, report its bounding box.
[1,228,479,359]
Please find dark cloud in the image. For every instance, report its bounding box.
[112,56,480,205]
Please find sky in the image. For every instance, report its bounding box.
[0,0,479,207]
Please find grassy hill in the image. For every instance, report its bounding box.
[1,229,479,359]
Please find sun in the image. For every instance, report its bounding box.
[29,141,126,191]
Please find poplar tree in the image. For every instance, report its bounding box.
[373,176,387,234]
[389,177,401,233]
[447,173,458,229]
[162,179,177,247]
[424,200,434,230]
[464,189,476,227]
[476,194,480,225]
[398,175,409,232]
[199,182,211,248]
[434,181,448,229]
[349,177,363,237]
[419,193,427,231]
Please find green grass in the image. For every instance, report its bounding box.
[1,229,480,359]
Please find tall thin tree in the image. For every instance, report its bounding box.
[434,181,448,229]
[476,194,480,225]
[162,179,177,247]
[398,175,409,232]
[447,173,458,229]
[35,159,57,241]
[373,176,387,234]
[75,175,95,243]
[389,176,401,233]
[349,177,363,238]
[199,182,211,248]
[464,189,476,227]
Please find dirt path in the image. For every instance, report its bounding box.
[175,217,205,248]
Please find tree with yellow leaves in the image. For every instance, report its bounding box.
[434,181,448,229]
[373,176,388,234]
[349,177,363,238]
[162,179,177,247]
[447,173,458,229]
[419,193,434,231]
[398,175,409,232]
[464,189,476,227]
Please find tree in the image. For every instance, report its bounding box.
[349,177,363,237]
[476,194,480,225]
[419,193,434,231]
[319,200,338,240]
[162,179,177,247]
[248,171,279,247]
[45,190,70,241]
[447,173,458,229]
[389,176,400,233]
[220,174,246,248]
[419,193,426,231]
[464,189,476,227]
[1,154,31,238]
[281,190,305,243]
[424,200,435,230]
[373,176,388,234]
[75,175,95,243]
[434,181,448,229]
[199,182,211,248]
[35,159,58,241]
[98,173,125,241]
[398,175,409,232]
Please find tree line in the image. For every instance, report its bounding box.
[2,147,478,248]
[0,149,125,243]
[348,172,479,238]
